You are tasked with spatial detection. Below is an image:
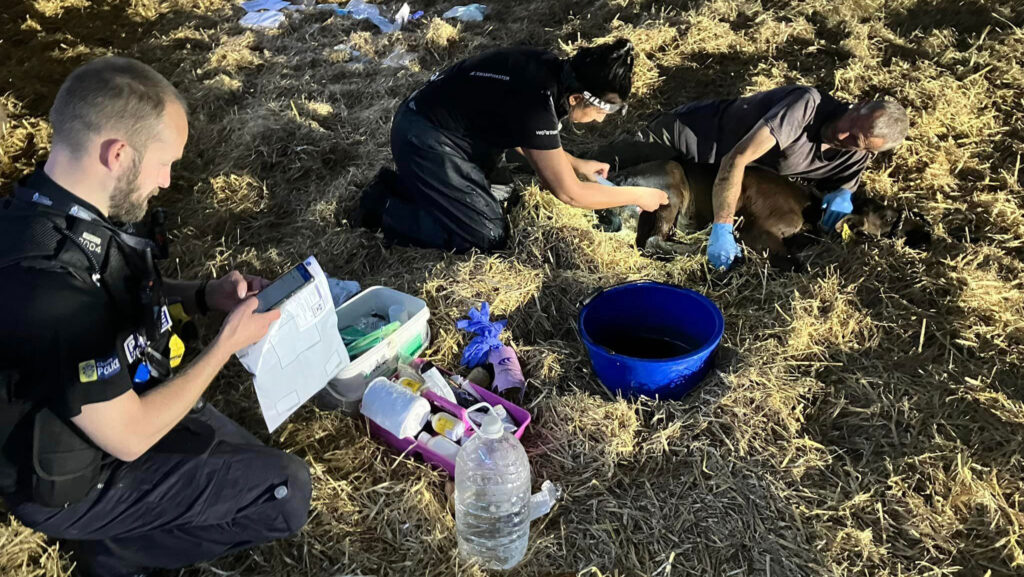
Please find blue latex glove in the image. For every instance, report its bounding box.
[821,188,854,229]
[456,302,509,368]
[707,223,742,270]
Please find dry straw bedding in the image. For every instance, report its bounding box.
[2,0,1024,575]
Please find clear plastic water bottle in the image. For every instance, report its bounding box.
[454,406,530,569]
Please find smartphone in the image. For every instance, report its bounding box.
[255,262,314,313]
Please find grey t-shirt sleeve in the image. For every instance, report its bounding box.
[763,87,820,149]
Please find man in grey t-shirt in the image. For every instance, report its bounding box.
[624,85,909,269]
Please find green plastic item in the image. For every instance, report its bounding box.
[347,321,401,358]
[339,325,369,345]
[400,333,424,358]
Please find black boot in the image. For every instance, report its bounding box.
[352,168,400,231]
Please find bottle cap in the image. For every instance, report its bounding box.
[479,413,503,438]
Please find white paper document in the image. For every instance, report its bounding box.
[236,256,349,432]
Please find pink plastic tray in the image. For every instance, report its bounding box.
[365,367,531,478]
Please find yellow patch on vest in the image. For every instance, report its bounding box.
[169,334,185,368]
[78,360,98,383]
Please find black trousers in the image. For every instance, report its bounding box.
[382,102,508,253]
[4,405,311,576]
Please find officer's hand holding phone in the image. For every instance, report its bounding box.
[215,297,281,355]
[206,271,272,313]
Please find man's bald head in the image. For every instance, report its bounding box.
[861,100,909,152]
[826,99,909,153]
[49,56,187,156]
[47,57,189,223]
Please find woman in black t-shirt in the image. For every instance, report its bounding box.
[353,39,669,253]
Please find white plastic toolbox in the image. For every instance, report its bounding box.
[315,286,430,414]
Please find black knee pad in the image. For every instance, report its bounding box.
[271,452,312,535]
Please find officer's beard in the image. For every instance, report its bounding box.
[108,153,155,224]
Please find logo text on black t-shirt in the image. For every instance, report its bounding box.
[469,71,511,81]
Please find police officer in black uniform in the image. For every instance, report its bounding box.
[353,38,670,252]
[0,57,311,577]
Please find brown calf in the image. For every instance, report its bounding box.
[608,160,930,268]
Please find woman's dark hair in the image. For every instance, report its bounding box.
[567,38,635,101]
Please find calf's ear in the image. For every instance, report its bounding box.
[835,214,865,236]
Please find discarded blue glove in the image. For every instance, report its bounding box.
[707,223,742,270]
[456,302,508,368]
[821,188,854,229]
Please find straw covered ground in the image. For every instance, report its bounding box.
[3,0,1024,575]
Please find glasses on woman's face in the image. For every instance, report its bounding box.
[582,91,627,115]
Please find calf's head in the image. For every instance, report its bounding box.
[836,197,931,250]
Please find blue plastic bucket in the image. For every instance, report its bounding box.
[578,281,724,400]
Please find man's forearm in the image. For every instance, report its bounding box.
[711,121,778,225]
[74,338,234,462]
[134,340,232,450]
[164,278,203,316]
[712,154,746,224]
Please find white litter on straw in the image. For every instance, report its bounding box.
[345,0,408,33]
[240,0,290,11]
[240,10,287,28]
[392,3,411,31]
[442,3,488,21]
[381,47,416,68]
